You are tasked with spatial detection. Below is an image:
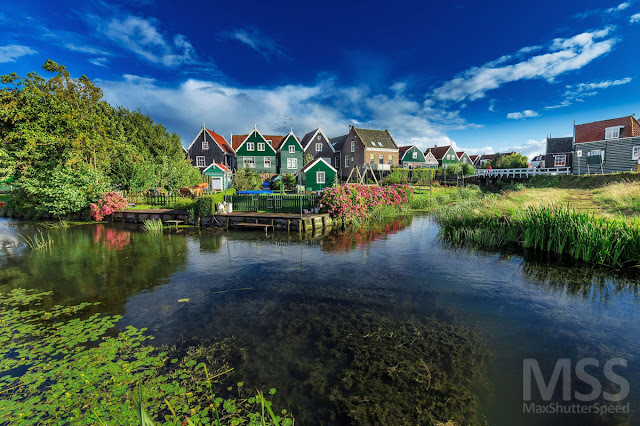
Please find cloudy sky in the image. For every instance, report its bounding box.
[1,0,639,159]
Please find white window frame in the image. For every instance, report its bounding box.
[202,140,209,150]
[257,142,265,151]
[605,126,622,140]
[264,157,271,168]
[243,156,255,168]
[196,156,206,167]
[247,142,255,151]
[287,157,298,169]
[288,145,296,154]
[317,171,325,184]
[554,155,566,167]
[632,146,640,160]
[316,142,322,152]
[345,156,349,167]
[589,149,605,161]
[351,141,355,152]
[412,151,418,159]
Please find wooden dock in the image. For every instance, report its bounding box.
[207,212,332,232]
[110,209,189,224]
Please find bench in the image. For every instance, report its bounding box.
[164,220,184,229]
[234,222,274,233]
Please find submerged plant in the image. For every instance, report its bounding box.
[18,229,54,250]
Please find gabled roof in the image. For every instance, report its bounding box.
[469,154,479,162]
[276,131,303,152]
[353,127,398,150]
[575,115,640,143]
[398,145,413,157]
[206,129,234,154]
[300,128,336,152]
[300,157,337,174]
[202,162,232,174]
[231,135,246,151]
[231,133,282,152]
[330,134,348,151]
[265,135,285,150]
[546,137,573,154]
[425,145,453,160]
[456,151,467,159]
[424,151,439,163]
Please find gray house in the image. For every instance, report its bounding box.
[544,137,573,169]
[300,128,336,167]
[572,116,640,174]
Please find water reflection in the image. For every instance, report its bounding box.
[322,216,412,253]
[93,224,131,250]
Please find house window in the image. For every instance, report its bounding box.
[412,151,418,159]
[289,145,296,154]
[317,135,321,140]
[316,143,322,152]
[590,149,605,161]
[605,126,622,140]
[287,158,298,169]
[264,157,272,168]
[247,142,255,151]
[632,146,640,160]
[202,140,209,150]
[370,153,375,164]
[257,142,265,151]
[196,156,206,167]
[317,171,325,184]
[345,157,349,167]
[243,157,255,168]
[351,141,355,152]
[554,155,566,167]
[379,155,384,164]
[388,155,393,164]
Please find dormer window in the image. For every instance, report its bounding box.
[605,126,623,140]
[202,140,209,150]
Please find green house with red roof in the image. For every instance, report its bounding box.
[231,126,278,174]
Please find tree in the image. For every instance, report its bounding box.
[494,153,528,169]
[303,153,314,165]
[232,167,262,191]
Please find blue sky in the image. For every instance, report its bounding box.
[1,0,639,158]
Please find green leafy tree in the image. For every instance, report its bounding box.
[461,163,475,175]
[495,153,528,169]
[304,153,314,165]
[233,167,262,191]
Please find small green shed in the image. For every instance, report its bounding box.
[301,158,337,191]
[203,162,232,191]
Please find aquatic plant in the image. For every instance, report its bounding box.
[90,191,129,221]
[143,219,164,233]
[39,219,70,229]
[0,289,290,425]
[19,229,54,250]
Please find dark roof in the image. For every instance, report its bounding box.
[398,145,414,157]
[300,128,319,149]
[353,127,398,150]
[456,151,467,159]
[330,134,348,151]
[425,146,452,160]
[206,129,234,154]
[546,137,573,154]
[469,154,478,162]
[231,134,284,150]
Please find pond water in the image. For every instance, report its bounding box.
[1,216,639,425]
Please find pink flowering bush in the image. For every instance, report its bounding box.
[90,191,129,221]
[318,184,411,222]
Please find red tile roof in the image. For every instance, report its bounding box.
[206,129,234,153]
[231,134,284,150]
[575,116,640,143]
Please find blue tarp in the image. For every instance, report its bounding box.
[236,190,274,195]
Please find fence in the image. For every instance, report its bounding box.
[122,191,181,207]
[231,194,317,213]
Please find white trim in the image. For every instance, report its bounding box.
[316,171,325,184]
[605,126,624,140]
[288,145,295,154]
[350,140,355,152]
[365,147,399,152]
[257,142,265,151]
[277,131,303,153]
[235,129,277,155]
[633,146,640,160]
[195,156,206,167]
[554,154,567,167]
[302,128,336,153]
[202,140,209,150]
[301,157,338,174]
[287,157,298,169]
[264,157,272,168]
[243,156,256,168]
[202,163,232,174]
[186,127,234,154]
[401,145,423,161]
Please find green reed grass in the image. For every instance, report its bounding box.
[19,229,54,250]
[143,219,164,233]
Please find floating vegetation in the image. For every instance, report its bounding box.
[143,219,164,233]
[436,204,640,268]
[0,289,290,425]
[18,229,54,250]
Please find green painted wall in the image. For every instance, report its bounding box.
[440,147,459,166]
[304,161,337,191]
[401,146,426,165]
[278,134,303,174]
[236,130,277,173]
[203,167,232,190]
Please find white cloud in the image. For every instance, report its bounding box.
[99,76,467,151]
[576,2,630,18]
[222,27,288,61]
[431,27,617,102]
[507,110,539,119]
[546,77,632,109]
[64,43,110,56]
[631,13,640,23]
[606,2,630,13]
[0,44,36,63]
[89,57,109,67]
[103,15,196,67]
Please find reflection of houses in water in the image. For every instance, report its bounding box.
[322,217,412,253]
[93,225,131,250]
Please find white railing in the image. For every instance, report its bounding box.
[472,167,570,178]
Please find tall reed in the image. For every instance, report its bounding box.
[143,219,164,234]
[19,229,54,250]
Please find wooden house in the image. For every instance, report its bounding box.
[275,131,304,174]
[231,127,279,175]
[425,146,459,167]
[300,158,338,191]
[300,128,336,167]
[202,163,232,191]
[398,145,427,168]
[331,126,399,178]
[469,154,480,167]
[186,126,235,170]
[456,151,473,165]
[544,137,573,169]
[572,116,640,174]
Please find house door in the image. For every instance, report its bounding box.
[211,177,223,190]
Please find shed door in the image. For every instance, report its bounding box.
[211,177,223,190]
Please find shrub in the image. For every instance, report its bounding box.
[197,195,216,217]
[90,191,129,221]
[318,184,411,222]
[233,167,262,191]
